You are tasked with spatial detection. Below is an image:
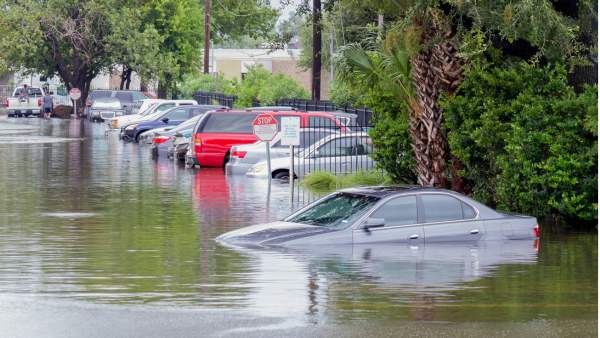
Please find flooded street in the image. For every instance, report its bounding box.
[0,117,596,337]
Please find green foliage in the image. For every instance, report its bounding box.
[232,66,309,107]
[302,170,389,192]
[332,36,416,184]
[178,73,235,99]
[442,62,597,226]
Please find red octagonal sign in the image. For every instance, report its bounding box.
[253,113,278,141]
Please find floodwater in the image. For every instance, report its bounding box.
[0,117,596,337]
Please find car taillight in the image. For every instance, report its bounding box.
[193,134,202,153]
[37,98,42,107]
[153,136,169,144]
[533,225,540,238]
[231,150,247,158]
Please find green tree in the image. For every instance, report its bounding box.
[0,0,131,108]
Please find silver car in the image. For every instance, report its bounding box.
[226,129,337,175]
[246,132,375,179]
[88,98,124,122]
[217,186,540,247]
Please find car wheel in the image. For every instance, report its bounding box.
[274,171,290,180]
[222,153,230,167]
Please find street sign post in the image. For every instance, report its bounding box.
[69,88,81,118]
[281,116,301,202]
[253,113,278,185]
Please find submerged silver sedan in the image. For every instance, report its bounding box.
[217,186,540,247]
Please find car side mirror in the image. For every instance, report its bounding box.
[362,218,385,232]
[161,118,169,123]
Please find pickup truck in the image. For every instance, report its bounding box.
[5,86,44,117]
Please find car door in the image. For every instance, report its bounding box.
[340,135,375,173]
[162,107,189,126]
[305,136,352,175]
[419,193,483,242]
[353,195,424,244]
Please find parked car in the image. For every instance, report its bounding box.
[149,112,216,158]
[129,99,165,116]
[186,111,345,168]
[6,86,44,117]
[88,98,125,122]
[123,105,218,142]
[85,90,149,117]
[114,100,198,133]
[166,130,193,161]
[216,186,540,247]
[140,106,226,144]
[247,132,374,180]
[226,128,338,175]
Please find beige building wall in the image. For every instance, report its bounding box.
[216,59,243,81]
[212,49,331,99]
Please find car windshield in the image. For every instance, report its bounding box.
[286,193,379,229]
[92,100,121,109]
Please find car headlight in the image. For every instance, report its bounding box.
[126,124,138,130]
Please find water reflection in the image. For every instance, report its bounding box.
[0,118,596,329]
[222,240,543,322]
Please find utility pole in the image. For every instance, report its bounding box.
[311,0,321,101]
[203,0,211,74]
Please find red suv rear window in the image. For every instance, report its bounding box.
[199,113,258,133]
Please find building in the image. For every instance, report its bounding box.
[210,49,331,99]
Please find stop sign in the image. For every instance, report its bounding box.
[253,113,278,141]
[69,88,81,100]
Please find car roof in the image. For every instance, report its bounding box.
[338,186,466,198]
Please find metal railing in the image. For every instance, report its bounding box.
[193,91,237,108]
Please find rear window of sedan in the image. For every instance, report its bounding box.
[200,113,257,133]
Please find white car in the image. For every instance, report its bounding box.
[110,99,197,130]
[246,132,375,180]
[226,129,338,175]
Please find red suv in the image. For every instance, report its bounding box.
[187,110,343,167]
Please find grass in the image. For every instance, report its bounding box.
[301,170,391,192]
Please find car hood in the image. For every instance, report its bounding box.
[216,221,334,247]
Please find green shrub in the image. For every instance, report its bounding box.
[178,73,235,99]
[442,62,597,227]
[301,172,337,192]
[360,89,416,184]
[233,65,309,107]
[302,170,389,193]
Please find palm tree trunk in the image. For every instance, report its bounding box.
[409,22,464,189]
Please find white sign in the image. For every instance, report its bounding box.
[280,116,301,146]
[69,88,81,100]
[253,113,278,141]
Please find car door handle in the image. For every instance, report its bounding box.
[470,229,480,235]
[409,234,419,240]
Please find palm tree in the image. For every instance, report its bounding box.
[337,8,464,189]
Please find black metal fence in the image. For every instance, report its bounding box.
[276,98,373,126]
[287,122,379,206]
[193,91,237,108]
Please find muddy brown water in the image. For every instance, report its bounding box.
[0,117,596,337]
